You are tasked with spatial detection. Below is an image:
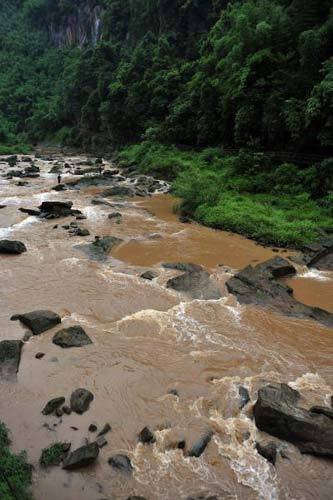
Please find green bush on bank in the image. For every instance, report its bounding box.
[119,142,332,247]
[0,422,32,500]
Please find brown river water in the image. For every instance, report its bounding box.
[0,155,332,500]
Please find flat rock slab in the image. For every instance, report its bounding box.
[167,269,221,300]
[0,340,23,379]
[226,259,333,327]
[254,383,333,457]
[63,442,99,470]
[294,238,333,271]
[11,310,61,335]
[76,236,123,261]
[70,388,94,414]
[52,325,92,348]
[0,240,27,254]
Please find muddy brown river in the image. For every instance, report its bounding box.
[0,155,332,500]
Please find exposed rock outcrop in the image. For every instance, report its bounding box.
[254,383,333,457]
[0,240,27,254]
[62,442,99,470]
[52,325,92,348]
[11,310,61,335]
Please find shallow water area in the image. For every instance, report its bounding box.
[0,155,332,500]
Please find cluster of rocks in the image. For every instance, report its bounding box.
[19,200,83,220]
[291,237,333,271]
[226,256,333,326]
[42,388,94,417]
[5,163,40,179]
[61,221,90,237]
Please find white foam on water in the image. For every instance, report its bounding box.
[0,215,39,238]
[213,421,279,500]
[297,268,331,281]
[61,257,86,268]
[32,191,53,203]
[82,205,104,221]
[289,372,332,398]
[0,196,22,205]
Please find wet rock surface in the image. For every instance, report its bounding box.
[0,340,23,379]
[254,383,333,457]
[108,454,133,473]
[70,388,94,414]
[77,235,123,261]
[52,325,92,348]
[11,310,61,335]
[226,258,333,326]
[293,238,333,271]
[0,239,27,254]
[167,268,221,300]
[62,442,99,470]
[42,397,66,415]
[38,200,81,219]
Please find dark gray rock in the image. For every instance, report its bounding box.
[310,406,333,419]
[254,383,333,457]
[255,257,296,278]
[62,442,99,470]
[0,340,23,379]
[38,200,78,219]
[11,310,61,335]
[188,431,213,457]
[89,424,98,433]
[293,238,333,271]
[226,261,333,327]
[42,397,65,415]
[19,208,40,216]
[96,436,108,448]
[138,427,155,444]
[101,186,135,197]
[127,497,147,500]
[162,263,203,273]
[108,454,133,473]
[35,352,45,359]
[97,423,112,437]
[256,441,277,465]
[70,388,94,414]
[239,386,250,409]
[62,405,72,415]
[52,325,92,348]
[52,184,66,191]
[167,269,221,300]
[0,240,27,254]
[76,236,123,261]
[140,270,158,281]
[108,212,122,220]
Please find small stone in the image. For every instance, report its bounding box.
[56,408,64,417]
[70,426,79,431]
[35,352,45,359]
[169,389,179,397]
[70,388,94,414]
[108,454,133,473]
[138,427,155,444]
[62,405,72,415]
[89,424,98,433]
[42,397,65,415]
[96,436,108,448]
[97,423,111,437]
[140,271,157,281]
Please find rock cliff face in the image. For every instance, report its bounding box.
[48,3,104,47]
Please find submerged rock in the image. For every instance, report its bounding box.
[138,427,155,444]
[238,386,250,409]
[62,442,99,470]
[52,325,92,348]
[256,441,278,465]
[254,383,333,457]
[166,269,221,300]
[162,262,203,273]
[0,340,23,379]
[188,430,213,457]
[42,397,65,416]
[11,310,61,335]
[0,240,27,255]
[101,185,135,197]
[70,388,94,414]
[226,259,333,326]
[108,454,133,473]
[76,235,123,261]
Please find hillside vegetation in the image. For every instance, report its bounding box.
[0,0,332,245]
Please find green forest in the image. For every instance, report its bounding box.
[0,0,332,246]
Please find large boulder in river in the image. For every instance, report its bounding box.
[76,236,123,261]
[11,310,61,335]
[167,269,221,300]
[52,325,92,348]
[254,383,333,457]
[0,240,27,254]
[38,201,79,219]
[70,388,94,414]
[0,340,23,379]
[226,259,333,327]
[63,442,99,470]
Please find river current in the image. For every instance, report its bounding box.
[0,155,332,500]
